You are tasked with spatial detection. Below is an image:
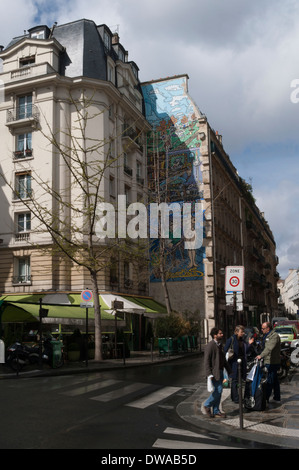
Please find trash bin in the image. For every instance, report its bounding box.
[50,340,63,368]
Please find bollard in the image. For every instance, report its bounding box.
[237,358,244,430]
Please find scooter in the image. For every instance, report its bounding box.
[6,341,39,371]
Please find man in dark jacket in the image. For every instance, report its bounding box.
[203,327,231,418]
[257,322,281,403]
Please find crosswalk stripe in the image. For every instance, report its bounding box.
[152,438,242,449]
[164,427,217,441]
[91,382,149,402]
[126,386,182,409]
[62,379,122,397]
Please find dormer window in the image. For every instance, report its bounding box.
[103,31,111,50]
[31,30,45,39]
[20,56,35,68]
[130,62,138,79]
[28,25,50,40]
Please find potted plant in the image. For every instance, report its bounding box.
[67,342,80,361]
[155,314,185,355]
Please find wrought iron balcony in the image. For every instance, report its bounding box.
[12,274,32,284]
[6,105,39,130]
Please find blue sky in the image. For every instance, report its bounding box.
[1,0,299,278]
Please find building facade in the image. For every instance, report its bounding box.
[142,75,279,337]
[278,269,299,317]
[0,19,163,346]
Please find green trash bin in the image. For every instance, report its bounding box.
[50,340,64,368]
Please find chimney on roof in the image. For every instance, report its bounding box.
[112,33,119,45]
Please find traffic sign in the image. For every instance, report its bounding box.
[81,290,93,302]
[81,290,94,308]
[225,266,244,292]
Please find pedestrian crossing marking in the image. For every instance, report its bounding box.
[164,427,217,440]
[91,382,150,402]
[152,438,242,449]
[61,379,122,397]
[126,386,182,409]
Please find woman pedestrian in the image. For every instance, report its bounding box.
[224,325,254,403]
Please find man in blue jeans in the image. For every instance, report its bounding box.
[257,322,281,403]
[203,327,231,418]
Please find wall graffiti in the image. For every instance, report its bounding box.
[142,75,206,282]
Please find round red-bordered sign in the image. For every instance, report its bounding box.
[229,276,240,287]
[81,289,93,302]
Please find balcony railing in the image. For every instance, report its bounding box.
[15,232,30,243]
[13,149,33,159]
[6,105,39,129]
[12,274,31,284]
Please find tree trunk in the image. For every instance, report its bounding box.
[90,270,103,361]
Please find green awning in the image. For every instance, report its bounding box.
[0,293,167,323]
[0,294,113,323]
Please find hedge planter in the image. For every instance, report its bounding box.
[158,338,178,355]
[68,350,80,361]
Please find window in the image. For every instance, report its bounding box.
[15,212,31,242]
[20,56,35,68]
[18,94,32,120]
[103,31,111,50]
[118,48,125,62]
[14,133,32,158]
[109,175,115,199]
[17,213,31,232]
[15,172,32,199]
[136,161,144,185]
[31,31,45,39]
[108,64,114,83]
[124,261,132,288]
[124,185,131,206]
[13,257,31,284]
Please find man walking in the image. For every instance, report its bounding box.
[257,322,281,403]
[203,327,231,418]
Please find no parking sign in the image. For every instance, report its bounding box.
[225,266,244,292]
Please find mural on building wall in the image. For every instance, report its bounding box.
[142,76,205,282]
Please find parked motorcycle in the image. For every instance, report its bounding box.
[6,336,64,371]
[6,341,39,371]
[28,336,64,369]
[277,342,291,379]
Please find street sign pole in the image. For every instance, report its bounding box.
[81,290,94,367]
[86,307,88,368]
[225,266,245,325]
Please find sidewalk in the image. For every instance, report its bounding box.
[1,350,298,449]
[177,366,299,449]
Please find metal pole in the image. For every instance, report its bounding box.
[123,342,126,366]
[39,298,43,369]
[237,358,244,430]
[151,338,154,362]
[85,307,88,368]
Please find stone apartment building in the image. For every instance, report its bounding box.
[0,19,164,348]
[278,269,299,317]
[142,75,279,337]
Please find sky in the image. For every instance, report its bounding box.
[1,0,299,279]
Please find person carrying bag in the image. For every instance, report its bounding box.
[224,325,254,403]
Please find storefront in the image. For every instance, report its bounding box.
[0,292,167,351]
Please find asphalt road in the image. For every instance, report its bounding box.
[0,355,277,452]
